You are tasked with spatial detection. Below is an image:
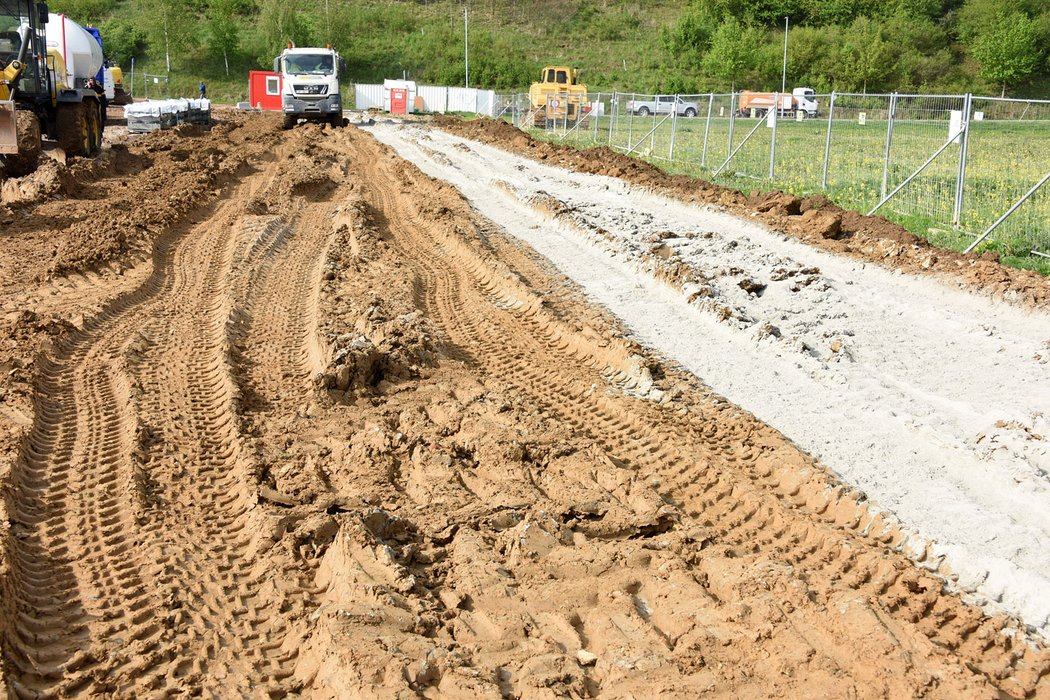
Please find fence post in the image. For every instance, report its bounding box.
[953,93,972,226]
[594,92,600,142]
[628,93,635,148]
[822,92,836,190]
[728,91,737,161]
[881,92,897,200]
[669,96,679,160]
[609,93,616,146]
[701,93,713,169]
[650,98,657,154]
[769,92,779,181]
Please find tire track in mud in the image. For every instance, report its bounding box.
[2,128,345,697]
[338,129,1050,697]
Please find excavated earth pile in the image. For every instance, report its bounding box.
[0,115,1047,697]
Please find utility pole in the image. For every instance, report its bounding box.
[781,16,789,97]
[464,5,469,88]
[325,0,331,43]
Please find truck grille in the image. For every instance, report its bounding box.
[294,84,328,95]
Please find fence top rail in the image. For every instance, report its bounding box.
[974,95,1050,106]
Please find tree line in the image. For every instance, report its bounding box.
[49,0,1050,98]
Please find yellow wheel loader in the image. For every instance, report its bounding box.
[0,1,105,176]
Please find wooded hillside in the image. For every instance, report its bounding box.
[51,0,1050,100]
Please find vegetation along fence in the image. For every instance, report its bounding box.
[492,91,1050,262]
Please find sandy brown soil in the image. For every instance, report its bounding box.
[0,116,1048,697]
[435,116,1050,307]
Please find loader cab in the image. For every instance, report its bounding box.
[0,1,52,102]
[540,66,576,86]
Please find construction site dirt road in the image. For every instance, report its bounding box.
[0,113,1048,698]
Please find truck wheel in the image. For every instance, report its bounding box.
[684,108,697,118]
[57,102,91,158]
[328,113,343,128]
[638,107,650,116]
[282,114,297,130]
[4,111,42,177]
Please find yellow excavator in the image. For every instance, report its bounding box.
[528,65,588,128]
[0,2,105,176]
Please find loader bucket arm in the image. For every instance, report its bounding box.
[0,24,34,154]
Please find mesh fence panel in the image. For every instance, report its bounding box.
[490,89,1048,257]
[771,94,832,198]
[963,97,1050,254]
[723,96,774,183]
[822,94,893,214]
[886,94,967,224]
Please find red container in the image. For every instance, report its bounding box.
[249,70,282,111]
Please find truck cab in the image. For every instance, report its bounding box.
[274,44,345,128]
[792,87,818,117]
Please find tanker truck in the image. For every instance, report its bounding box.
[0,2,107,176]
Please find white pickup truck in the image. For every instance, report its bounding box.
[626,95,700,117]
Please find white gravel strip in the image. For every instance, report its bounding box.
[368,121,1050,635]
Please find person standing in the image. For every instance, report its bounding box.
[199,81,206,99]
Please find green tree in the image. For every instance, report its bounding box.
[840,17,895,92]
[48,0,118,23]
[139,0,195,73]
[206,0,242,77]
[702,16,762,91]
[969,11,1041,95]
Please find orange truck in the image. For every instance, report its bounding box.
[739,88,819,118]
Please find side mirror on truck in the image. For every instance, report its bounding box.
[37,3,49,21]
[273,57,280,73]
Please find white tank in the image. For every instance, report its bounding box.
[46,13,103,88]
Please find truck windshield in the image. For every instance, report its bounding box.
[284,54,334,75]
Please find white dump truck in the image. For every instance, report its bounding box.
[274,43,346,129]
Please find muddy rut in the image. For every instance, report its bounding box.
[1,119,1048,697]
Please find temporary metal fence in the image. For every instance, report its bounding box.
[141,73,170,100]
[493,90,1050,258]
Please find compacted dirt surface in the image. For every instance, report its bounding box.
[0,114,1048,698]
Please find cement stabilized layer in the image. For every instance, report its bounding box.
[370,121,1050,638]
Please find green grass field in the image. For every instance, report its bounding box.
[523,103,1050,274]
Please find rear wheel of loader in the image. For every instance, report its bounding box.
[87,102,102,154]
[3,111,42,177]
[57,102,91,158]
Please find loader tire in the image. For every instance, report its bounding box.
[3,111,42,177]
[87,102,102,154]
[57,102,92,158]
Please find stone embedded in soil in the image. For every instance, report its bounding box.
[799,209,844,240]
